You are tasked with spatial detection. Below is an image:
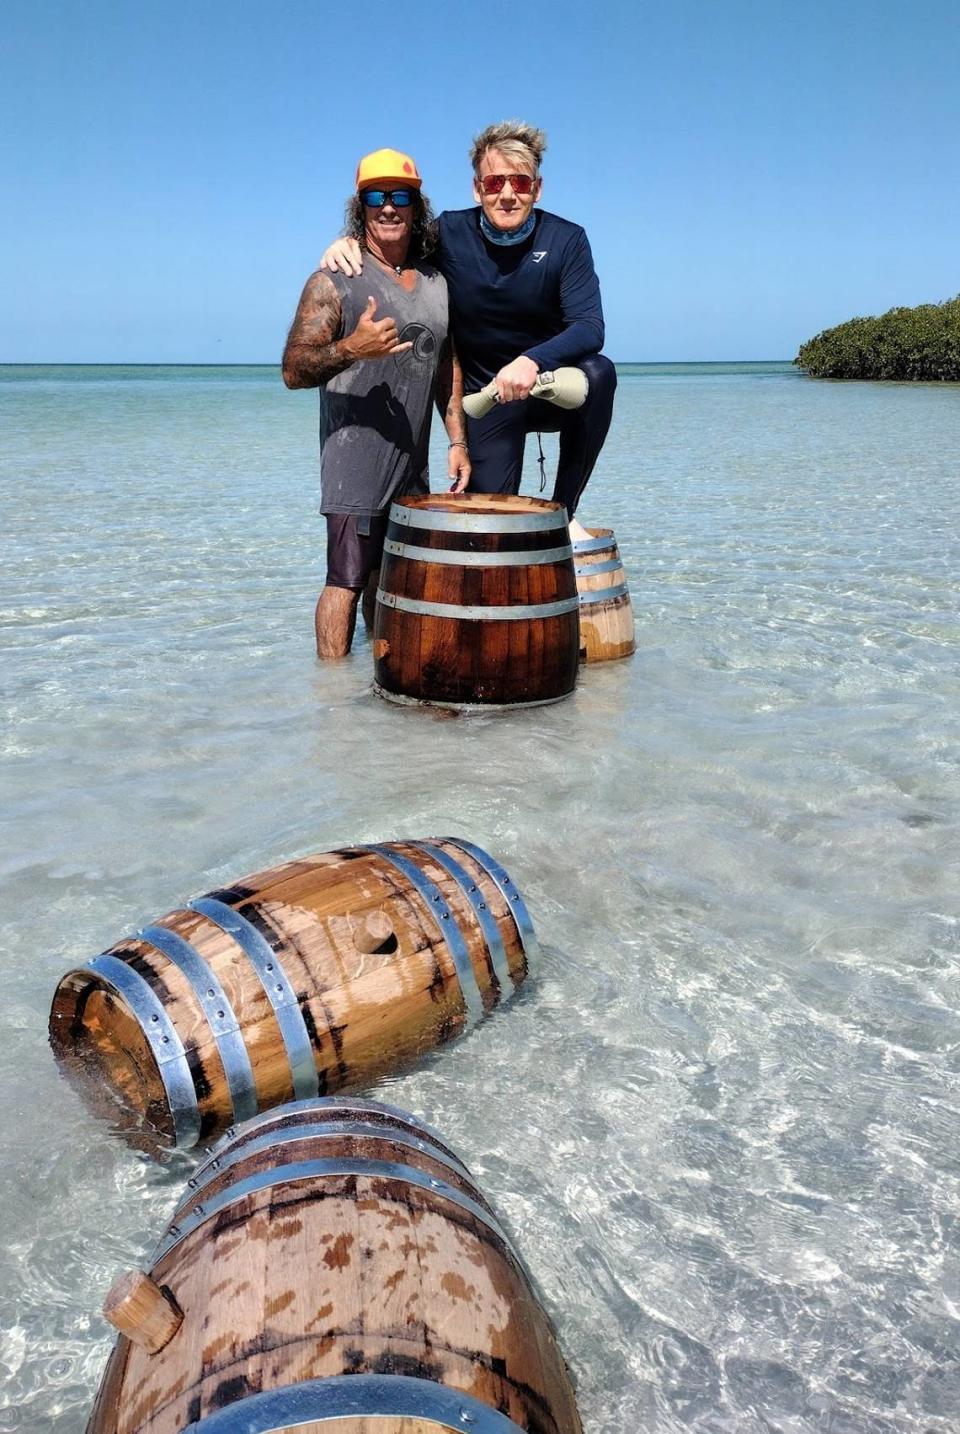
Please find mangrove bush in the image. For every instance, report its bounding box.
[796,295,960,380]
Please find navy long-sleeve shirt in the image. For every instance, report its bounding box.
[436,207,605,391]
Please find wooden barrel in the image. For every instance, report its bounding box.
[49,839,537,1150]
[89,1097,582,1434]
[572,528,636,663]
[373,494,580,709]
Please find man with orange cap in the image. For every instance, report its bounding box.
[283,149,469,659]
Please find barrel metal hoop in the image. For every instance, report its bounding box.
[389,503,565,534]
[362,845,484,1029]
[375,590,580,621]
[195,1096,457,1178]
[84,955,201,1149]
[175,1119,477,1216]
[154,1157,513,1264]
[383,538,574,567]
[579,583,630,605]
[411,841,514,1000]
[440,840,540,974]
[138,925,258,1127]
[572,532,616,554]
[183,1373,528,1432]
[188,898,318,1102]
[575,556,622,577]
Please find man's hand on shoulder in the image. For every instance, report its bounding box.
[494,355,539,403]
[319,237,364,276]
[343,296,413,361]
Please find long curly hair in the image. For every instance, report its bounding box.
[344,191,437,263]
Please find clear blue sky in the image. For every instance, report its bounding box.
[3,0,958,361]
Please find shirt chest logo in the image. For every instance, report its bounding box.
[531,251,548,263]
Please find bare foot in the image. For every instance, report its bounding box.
[568,516,592,543]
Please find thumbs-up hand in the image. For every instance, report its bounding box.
[343,296,413,360]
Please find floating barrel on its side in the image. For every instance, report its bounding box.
[572,528,636,663]
[89,1098,583,1434]
[50,839,537,1149]
[373,494,580,709]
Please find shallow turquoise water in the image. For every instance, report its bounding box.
[1,363,959,1432]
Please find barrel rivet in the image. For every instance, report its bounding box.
[459,1410,477,1426]
[193,1205,203,1217]
[150,1014,159,1023]
[207,988,215,998]
[161,1036,170,1044]
[217,1009,225,1019]
[188,1178,197,1189]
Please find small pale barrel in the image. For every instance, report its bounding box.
[373,494,580,709]
[572,528,636,663]
[50,839,537,1149]
[88,1098,583,1434]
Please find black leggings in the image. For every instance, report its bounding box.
[465,353,617,517]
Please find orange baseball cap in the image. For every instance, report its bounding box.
[355,148,422,191]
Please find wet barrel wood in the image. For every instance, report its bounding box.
[50,840,537,1149]
[372,494,580,709]
[572,529,635,663]
[88,1098,582,1434]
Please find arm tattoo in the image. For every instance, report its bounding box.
[435,338,466,443]
[281,272,351,388]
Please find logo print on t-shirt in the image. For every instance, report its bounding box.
[396,323,436,367]
[532,251,548,263]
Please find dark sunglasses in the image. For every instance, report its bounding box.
[479,172,537,195]
[360,188,415,208]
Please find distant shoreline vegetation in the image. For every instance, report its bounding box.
[796,296,960,380]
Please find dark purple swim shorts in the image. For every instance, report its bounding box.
[324,513,389,591]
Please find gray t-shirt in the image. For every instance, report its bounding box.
[319,262,449,516]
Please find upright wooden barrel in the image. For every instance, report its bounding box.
[373,494,580,709]
[89,1098,582,1434]
[50,839,537,1149]
[572,528,636,663]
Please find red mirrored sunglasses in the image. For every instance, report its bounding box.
[479,172,537,196]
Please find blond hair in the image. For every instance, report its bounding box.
[469,120,547,178]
